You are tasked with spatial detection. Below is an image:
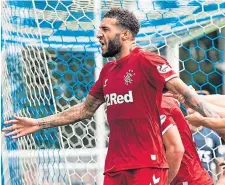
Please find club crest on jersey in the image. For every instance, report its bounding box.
[124,69,135,85]
[157,64,171,73]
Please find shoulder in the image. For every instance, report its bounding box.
[101,61,114,73]
[137,48,167,64]
[103,61,114,69]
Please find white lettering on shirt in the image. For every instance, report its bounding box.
[105,91,133,106]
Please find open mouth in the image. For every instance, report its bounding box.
[99,41,106,50]
[100,41,105,46]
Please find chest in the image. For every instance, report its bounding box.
[103,63,143,95]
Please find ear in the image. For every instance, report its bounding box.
[121,30,131,41]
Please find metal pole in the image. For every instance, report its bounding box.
[166,44,180,76]
[94,1,105,185]
[218,28,225,95]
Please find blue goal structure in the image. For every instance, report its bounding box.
[1,0,225,185]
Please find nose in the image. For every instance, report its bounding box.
[96,30,103,38]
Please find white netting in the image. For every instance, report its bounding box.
[1,0,225,185]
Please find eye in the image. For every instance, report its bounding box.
[102,27,109,31]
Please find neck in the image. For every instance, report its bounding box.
[114,41,136,60]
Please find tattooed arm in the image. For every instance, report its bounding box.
[3,95,104,138]
[38,95,104,129]
[165,77,220,118]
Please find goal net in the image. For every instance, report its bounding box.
[1,0,225,185]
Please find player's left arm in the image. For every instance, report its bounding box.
[163,125,184,184]
[165,77,220,118]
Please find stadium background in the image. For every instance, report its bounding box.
[1,0,225,185]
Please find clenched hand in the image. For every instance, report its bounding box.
[185,112,205,128]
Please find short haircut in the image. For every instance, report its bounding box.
[103,8,140,37]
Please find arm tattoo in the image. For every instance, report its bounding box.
[38,118,55,129]
[182,90,206,116]
[37,95,104,129]
[166,77,219,118]
[183,90,219,118]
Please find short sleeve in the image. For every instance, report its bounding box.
[160,107,177,135]
[89,66,107,102]
[140,51,177,90]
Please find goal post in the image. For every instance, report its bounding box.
[1,1,225,185]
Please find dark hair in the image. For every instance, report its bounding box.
[103,8,140,37]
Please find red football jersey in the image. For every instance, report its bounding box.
[89,47,177,173]
[160,94,213,185]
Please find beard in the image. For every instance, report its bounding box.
[102,35,122,58]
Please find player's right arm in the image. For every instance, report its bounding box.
[3,95,104,138]
[3,61,109,138]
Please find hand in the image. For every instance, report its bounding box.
[173,93,185,104]
[187,108,195,114]
[185,112,205,127]
[173,85,196,107]
[2,116,40,138]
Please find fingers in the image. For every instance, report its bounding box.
[173,93,185,104]
[12,129,32,139]
[185,113,201,120]
[2,120,26,138]
[185,114,202,127]
[4,116,24,125]
[3,125,23,138]
[2,123,24,131]
[177,94,185,104]
[2,125,17,132]
[4,120,19,125]
[171,92,191,106]
[14,116,25,121]
[5,129,21,137]
[187,108,195,115]
[3,116,38,139]
[12,133,23,139]
[172,93,178,99]
[185,114,196,122]
[3,127,28,139]
[185,115,192,121]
